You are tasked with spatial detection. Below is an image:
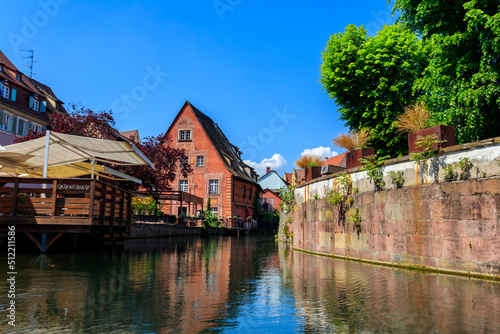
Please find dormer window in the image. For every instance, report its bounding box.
[1,84,9,99]
[16,72,21,81]
[29,95,40,111]
[0,65,3,72]
[179,130,191,141]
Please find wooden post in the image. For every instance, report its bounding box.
[50,179,57,223]
[88,180,95,225]
[12,178,19,216]
[110,186,117,226]
[127,192,132,227]
[119,189,125,225]
[101,184,108,225]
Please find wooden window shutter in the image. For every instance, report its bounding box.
[40,101,46,113]
[10,88,16,101]
[17,119,24,135]
[11,116,17,133]
[29,96,34,109]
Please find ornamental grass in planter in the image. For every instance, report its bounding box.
[332,129,374,169]
[295,154,323,182]
[396,103,455,154]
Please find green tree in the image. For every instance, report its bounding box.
[393,0,500,143]
[320,24,429,157]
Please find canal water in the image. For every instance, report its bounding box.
[1,236,499,333]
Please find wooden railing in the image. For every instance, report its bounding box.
[0,177,132,226]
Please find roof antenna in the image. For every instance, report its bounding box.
[21,50,36,78]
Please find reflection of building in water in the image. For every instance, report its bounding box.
[0,237,270,333]
[129,237,261,333]
[289,250,500,333]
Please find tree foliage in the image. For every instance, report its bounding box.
[393,0,500,142]
[14,105,115,143]
[320,24,429,157]
[117,134,192,197]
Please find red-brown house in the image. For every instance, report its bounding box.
[164,101,260,219]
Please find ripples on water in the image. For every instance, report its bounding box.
[0,236,499,333]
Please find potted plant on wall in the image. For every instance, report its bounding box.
[396,103,455,154]
[295,154,323,182]
[332,129,373,169]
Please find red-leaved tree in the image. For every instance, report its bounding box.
[14,104,115,143]
[117,134,192,197]
[15,106,192,199]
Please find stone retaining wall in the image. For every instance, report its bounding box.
[130,223,203,238]
[291,138,500,279]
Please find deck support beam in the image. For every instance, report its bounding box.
[25,232,65,253]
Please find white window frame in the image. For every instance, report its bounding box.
[209,179,219,194]
[179,180,188,192]
[196,155,204,167]
[1,84,9,99]
[33,99,39,111]
[179,155,188,165]
[179,130,191,141]
[210,207,218,217]
[33,124,41,133]
[3,113,11,131]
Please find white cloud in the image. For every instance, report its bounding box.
[300,146,338,159]
[244,153,287,177]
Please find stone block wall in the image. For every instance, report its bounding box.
[291,138,500,278]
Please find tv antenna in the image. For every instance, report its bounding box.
[21,50,36,78]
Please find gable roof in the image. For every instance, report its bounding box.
[258,170,289,184]
[284,172,292,183]
[0,51,42,96]
[120,130,140,143]
[0,51,18,71]
[26,76,67,113]
[167,101,259,186]
[322,152,346,167]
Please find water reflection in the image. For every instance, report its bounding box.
[289,248,500,333]
[0,237,499,333]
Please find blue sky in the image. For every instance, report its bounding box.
[0,0,396,176]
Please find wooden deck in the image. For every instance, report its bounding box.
[0,177,132,250]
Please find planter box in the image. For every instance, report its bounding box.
[408,125,455,154]
[305,166,322,182]
[346,147,375,170]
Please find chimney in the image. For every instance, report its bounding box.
[266,166,271,174]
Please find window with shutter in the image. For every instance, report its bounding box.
[1,85,9,99]
[10,88,16,101]
[11,116,17,133]
[4,114,11,131]
[17,118,24,136]
[17,119,25,136]
[0,110,4,128]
